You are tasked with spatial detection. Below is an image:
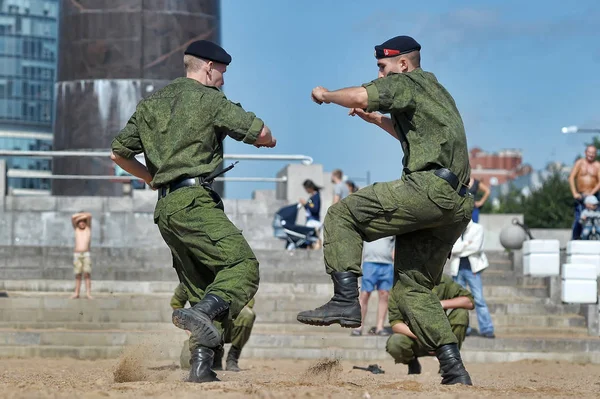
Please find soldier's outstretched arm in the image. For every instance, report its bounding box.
[311,86,368,109]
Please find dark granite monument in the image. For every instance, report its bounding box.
[53,0,221,196]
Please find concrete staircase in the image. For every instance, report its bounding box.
[1,250,599,364]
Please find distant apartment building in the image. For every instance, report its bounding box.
[469,147,532,186]
[0,0,59,194]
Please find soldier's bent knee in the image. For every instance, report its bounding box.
[451,308,470,326]
[386,334,414,364]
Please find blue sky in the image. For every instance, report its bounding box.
[220,0,600,198]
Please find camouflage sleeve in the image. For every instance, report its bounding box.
[446,279,474,305]
[387,292,405,326]
[214,96,264,144]
[362,73,415,114]
[170,283,189,309]
[111,110,143,159]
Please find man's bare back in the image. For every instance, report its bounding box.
[72,212,92,253]
[569,146,600,199]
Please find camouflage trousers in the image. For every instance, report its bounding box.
[323,171,473,350]
[180,303,257,369]
[154,186,259,349]
[386,309,469,364]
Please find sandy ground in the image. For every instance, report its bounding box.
[2,349,600,399]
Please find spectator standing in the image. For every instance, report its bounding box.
[450,221,495,338]
[467,178,490,223]
[331,169,349,204]
[71,212,93,299]
[569,145,600,239]
[299,179,322,249]
[351,236,395,336]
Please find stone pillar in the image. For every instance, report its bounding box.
[53,0,221,196]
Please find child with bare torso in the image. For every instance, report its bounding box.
[71,212,92,299]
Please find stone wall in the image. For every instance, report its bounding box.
[0,190,286,250]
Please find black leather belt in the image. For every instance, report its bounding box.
[433,168,468,197]
[157,162,239,200]
[158,177,207,199]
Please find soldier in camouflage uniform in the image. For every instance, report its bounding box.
[386,275,473,375]
[296,36,474,385]
[111,40,276,383]
[171,283,256,372]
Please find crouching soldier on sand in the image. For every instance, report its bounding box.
[171,283,256,372]
[386,275,474,374]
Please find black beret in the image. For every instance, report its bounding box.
[184,40,232,65]
[374,36,421,59]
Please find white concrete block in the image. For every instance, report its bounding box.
[566,254,600,276]
[523,253,560,276]
[561,279,598,304]
[523,239,560,255]
[566,240,600,255]
[561,263,598,280]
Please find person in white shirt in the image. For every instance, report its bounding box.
[449,221,495,338]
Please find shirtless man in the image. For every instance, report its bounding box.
[71,212,93,299]
[569,145,600,239]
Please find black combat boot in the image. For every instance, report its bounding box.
[187,347,219,383]
[436,344,472,385]
[407,358,422,375]
[296,271,361,328]
[226,346,242,372]
[212,346,224,371]
[172,294,229,348]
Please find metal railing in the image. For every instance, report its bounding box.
[0,150,314,165]
[0,150,310,185]
[6,169,286,183]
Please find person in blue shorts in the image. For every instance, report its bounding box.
[351,236,395,336]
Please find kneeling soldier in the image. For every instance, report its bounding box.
[386,275,474,374]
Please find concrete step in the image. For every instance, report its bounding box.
[0,308,173,323]
[0,246,515,281]
[0,280,550,299]
[251,299,580,315]
[1,343,597,364]
[256,310,587,328]
[1,330,594,352]
[0,309,586,327]
[0,343,598,364]
[0,329,179,347]
[0,321,588,338]
[0,296,577,321]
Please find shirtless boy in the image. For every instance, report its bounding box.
[71,212,93,299]
[569,145,600,239]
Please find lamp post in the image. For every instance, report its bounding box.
[561,126,600,134]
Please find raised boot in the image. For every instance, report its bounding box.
[225,346,242,372]
[436,344,472,385]
[407,358,421,375]
[172,294,229,348]
[296,271,361,328]
[212,346,224,371]
[187,347,219,383]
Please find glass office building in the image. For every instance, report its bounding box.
[0,0,58,193]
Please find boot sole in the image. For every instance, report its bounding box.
[172,309,222,348]
[187,371,220,383]
[296,315,361,328]
[441,376,473,385]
